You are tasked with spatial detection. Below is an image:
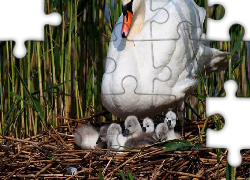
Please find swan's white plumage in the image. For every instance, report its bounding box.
[102,0,234,118]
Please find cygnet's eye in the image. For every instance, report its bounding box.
[128,125,131,127]
[147,125,149,127]
[100,135,103,138]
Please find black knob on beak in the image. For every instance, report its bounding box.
[96,137,101,144]
[122,32,126,38]
[142,127,146,132]
[122,129,130,136]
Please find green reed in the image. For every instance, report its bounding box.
[0,0,248,178]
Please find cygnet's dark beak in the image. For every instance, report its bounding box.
[122,128,130,136]
[96,137,102,144]
[167,120,171,127]
[142,127,146,132]
[158,138,161,142]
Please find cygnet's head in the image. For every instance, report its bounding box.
[164,111,177,128]
[96,125,109,144]
[123,116,142,137]
[107,123,122,140]
[155,123,169,142]
[142,117,154,133]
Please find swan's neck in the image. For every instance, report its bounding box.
[127,0,145,39]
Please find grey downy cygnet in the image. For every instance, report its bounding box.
[124,132,157,149]
[124,116,157,149]
[142,117,158,141]
[123,116,142,138]
[107,123,127,150]
[74,124,99,149]
[164,111,181,140]
[155,123,169,142]
[96,125,109,149]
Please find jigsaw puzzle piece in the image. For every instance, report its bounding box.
[109,0,205,43]
[207,0,250,41]
[0,0,61,58]
[206,80,250,167]
[102,74,177,118]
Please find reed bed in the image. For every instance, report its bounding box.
[0,0,249,179]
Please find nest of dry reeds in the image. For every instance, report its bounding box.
[1,118,250,180]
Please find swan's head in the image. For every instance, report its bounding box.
[164,111,177,128]
[121,0,142,38]
[96,125,109,144]
[142,117,154,133]
[156,123,169,142]
[123,116,142,137]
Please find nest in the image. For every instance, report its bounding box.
[1,119,250,179]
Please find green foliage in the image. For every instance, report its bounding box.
[98,169,104,180]
[0,0,246,178]
[118,169,127,180]
[143,140,203,152]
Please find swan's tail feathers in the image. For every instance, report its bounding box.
[196,44,239,75]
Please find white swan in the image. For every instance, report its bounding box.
[101,0,236,119]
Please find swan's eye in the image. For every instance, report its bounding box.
[147,125,149,127]
[128,125,131,127]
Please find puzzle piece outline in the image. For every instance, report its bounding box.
[206,80,250,167]
[0,0,61,59]
[206,0,250,41]
[102,0,208,96]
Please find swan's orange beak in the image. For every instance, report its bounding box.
[121,11,133,38]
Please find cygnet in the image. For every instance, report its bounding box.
[107,123,127,150]
[142,117,157,141]
[124,132,157,149]
[155,123,169,142]
[164,111,181,140]
[123,116,142,138]
[74,124,99,149]
[96,125,109,149]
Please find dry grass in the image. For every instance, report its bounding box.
[1,116,250,180]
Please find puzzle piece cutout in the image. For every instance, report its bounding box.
[103,0,206,94]
[206,80,250,167]
[206,0,250,41]
[0,0,61,58]
[110,0,205,42]
[101,0,232,118]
